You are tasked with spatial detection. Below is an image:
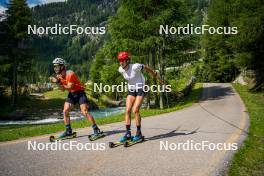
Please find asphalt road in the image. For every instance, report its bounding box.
[0,83,249,176]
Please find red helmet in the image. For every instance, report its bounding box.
[117,51,130,62]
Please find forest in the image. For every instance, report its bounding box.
[0,0,263,110]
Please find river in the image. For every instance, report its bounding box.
[0,107,125,125]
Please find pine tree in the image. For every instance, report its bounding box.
[202,0,238,82]
[5,0,32,108]
[230,0,264,90]
[202,0,263,88]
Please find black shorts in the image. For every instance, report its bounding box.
[66,91,89,105]
[128,89,145,97]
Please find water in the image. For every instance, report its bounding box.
[0,107,125,125]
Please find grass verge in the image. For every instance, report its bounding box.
[0,83,202,142]
[228,84,264,176]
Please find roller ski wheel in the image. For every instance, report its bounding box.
[88,131,105,141]
[109,137,133,148]
[124,136,144,147]
[49,132,77,142]
[109,141,120,148]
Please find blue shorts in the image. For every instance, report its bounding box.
[66,91,89,105]
[128,89,145,97]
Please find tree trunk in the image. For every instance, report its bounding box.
[158,44,164,109]
[164,56,169,108]
[146,47,150,110]
[11,56,18,109]
[151,46,159,107]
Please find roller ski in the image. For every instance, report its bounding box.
[49,131,77,142]
[88,125,105,141]
[109,131,133,148]
[124,134,144,147]
[88,131,105,141]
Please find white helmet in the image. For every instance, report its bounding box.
[52,58,66,65]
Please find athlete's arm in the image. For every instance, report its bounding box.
[56,74,74,91]
[143,65,157,77]
[143,65,164,84]
[49,76,64,91]
[49,76,58,83]
[62,82,74,90]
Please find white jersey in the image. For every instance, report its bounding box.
[118,63,145,90]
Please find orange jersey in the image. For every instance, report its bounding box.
[58,70,85,92]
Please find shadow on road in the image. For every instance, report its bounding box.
[145,127,199,141]
[74,129,126,139]
[199,85,235,102]
[105,129,126,136]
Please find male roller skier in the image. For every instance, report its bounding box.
[117,51,164,142]
[49,57,101,138]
